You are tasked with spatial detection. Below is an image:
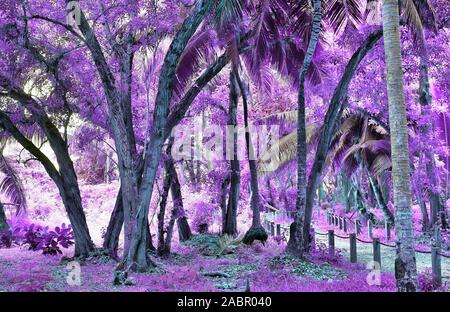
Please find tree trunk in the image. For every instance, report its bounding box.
[124,0,215,272]
[170,164,192,242]
[369,175,395,225]
[342,175,352,213]
[0,109,94,257]
[157,167,172,256]
[224,70,241,236]
[287,0,322,256]
[417,192,430,232]
[235,70,267,244]
[220,174,231,234]
[382,0,418,291]
[416,23,444,230]
[103,188,124,259]
[177,217,192,242]
[0,202,8,232]
[302,29,383,251]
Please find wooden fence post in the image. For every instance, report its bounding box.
[276,224,281,236]
[328,230,335,256]
[367,220,373,239]
[373,238,381,268]
[270,222,274,236]
[385,220,391,240]
[327,212,331,225]
[349,233,357,263]
[338,217,343,230]
[334,215,339,226]
[343,218,347,233]
[431,247,442,288]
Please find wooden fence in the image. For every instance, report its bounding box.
[321,211,449,288]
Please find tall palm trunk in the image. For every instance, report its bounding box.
[382,0,418,292]
[417,30,445,229]
[236,71,267,245]
[287,0,322,256]
[224,70,241,236]
[0,202,8,232]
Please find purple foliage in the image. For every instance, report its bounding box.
[0,223,74,255]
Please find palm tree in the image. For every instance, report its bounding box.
[381,0,418,291]
[0,148,27,232]
[287,0,323,256]
[259,110,396,224]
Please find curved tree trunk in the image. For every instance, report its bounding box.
[103,188,124,259]
[0,108,94,257]
[301,29,383,252]
[382,0,418,292]
[158,143,191,256]
[0,202,8,232]
[287,0,322,256]
[171,167,192,242]
[224,70,241,236]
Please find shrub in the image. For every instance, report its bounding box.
[0,222,74,255]
[0,226,22,248]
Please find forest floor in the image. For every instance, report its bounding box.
[0,233,449,292]
[0,163,448,292]
[0,234,402,292]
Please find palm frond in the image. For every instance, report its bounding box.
[401,0,425,38]
[174,28,216,98]
[257,110,297,124]
[291,0,327,46]
[412,0,438,31]
[0,154,26,216]
[369,154,392,177]
[325,0,365,35]
[257,124,319,174]
[214,0,245,29]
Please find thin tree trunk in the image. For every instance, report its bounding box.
[103,188,124,259]
[224,70,241,236]
[170,163,192,242]
[0,202,8,232]
[157,164,172,256]
[162,159,184,255]
[235,69,267,244]
[287,0,322,256]
[417,24,444,230]
[220,174,231,234]
[369,175,395,225]
[382,0,418,291]
[417,192,430,232]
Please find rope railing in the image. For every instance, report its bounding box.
[263,208,448,286]
[312,226,448,287]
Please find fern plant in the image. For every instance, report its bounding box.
[214,234,243,256]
